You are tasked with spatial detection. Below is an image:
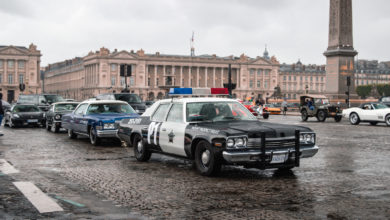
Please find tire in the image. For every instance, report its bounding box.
[133,134,151,161]
[46,120,51,131]
[194,140,221,176]
[53,125,60,133]
[68,129,77,139]
[349,112,360,125]
[89,128,101,146]
[4,119,8,127]
[263,114,269,119]
[334,115,342,122]
[316,110,326,122]
[385,114,390,127]
[9,120,14,128]
[369,121,378,126]
[301,110,308,121]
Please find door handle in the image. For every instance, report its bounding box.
[161,128,166,131]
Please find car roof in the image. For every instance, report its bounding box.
[158,97,236,103]
[80,100,128,105]
[52,102,80,105]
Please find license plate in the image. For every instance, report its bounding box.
[270,154,287,164]
[27,119,38,123]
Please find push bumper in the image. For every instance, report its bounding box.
[96,129,118,138]
[222,145,319,163]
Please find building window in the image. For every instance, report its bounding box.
[257,69,262,77]
[264,81,268,89]
[111,64,117,71]
[111,76,116,86]
[321,77,323,82]
[293,94,297,99]
[300,76,303,81]
[283,76,286,81]
[8,74,13,84]
[130,76,134,86]
[148,77,151,86]
[294,76,296,81]
[288,76,291,81]
[8,60,14,68]
[250,69,254,77]
[120,77,125,86]
[19,74,24,84]
[265,70,270,75]
[18,60,25,69]
[310,76,313,82]
[257,80,261,88]
[316,76,319,81]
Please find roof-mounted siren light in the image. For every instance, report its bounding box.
[168,87,229,97]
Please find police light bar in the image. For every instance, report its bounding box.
[168,88,228,96]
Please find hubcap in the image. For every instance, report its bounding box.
[201,150,210,165]
[387,117,390,124]
[351,114,357,123]
[137,141,143,153]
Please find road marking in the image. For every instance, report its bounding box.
[0,159,19,174]
[53,195,85,208]
[13,181,64,213]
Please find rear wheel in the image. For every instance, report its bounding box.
[301,110,308,121]
[369,121,378,126]
[316,110,326,122]
[68,129,77,139]
[89,128,101,146]
[195,140,221,176]
[46,120,51,131]
[349,113,360,125]
[133,134,151,161]
[334,115,342,122]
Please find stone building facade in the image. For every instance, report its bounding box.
[43,47,281,101]
[354,60,390,86]
[0,44,41,103]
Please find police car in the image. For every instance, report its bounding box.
[117,88,319,176]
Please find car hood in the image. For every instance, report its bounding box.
[14,112,44,119]
[194,120,312,138]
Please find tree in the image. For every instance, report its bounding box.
[376,84,390,97]
[356,85,373,99]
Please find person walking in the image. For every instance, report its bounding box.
[0,93,4,136]
[281,99,288,116]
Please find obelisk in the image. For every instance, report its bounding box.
[324,0,358,99]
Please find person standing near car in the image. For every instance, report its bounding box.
[0,93,4,136]
[281,99,288,116]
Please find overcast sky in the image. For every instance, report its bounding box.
[1,0,389,66]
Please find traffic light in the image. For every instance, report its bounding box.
[120,64,125,77]
[126,65,132,76]
[346,76,351,86]
[19,83,25,92]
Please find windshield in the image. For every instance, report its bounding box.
[381,97,390,102]
[54,103,79,111]
[18,95,38,104]
[314,98,329,105]
[373,103,388,109]
[114,94,142,104]
[44,95,64,104]
[13,105,40,112]
[186,102,257,122]
[86,103,136,114]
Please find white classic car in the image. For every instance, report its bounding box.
[342,102,390,126]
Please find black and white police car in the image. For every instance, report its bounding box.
[117,88,319,176]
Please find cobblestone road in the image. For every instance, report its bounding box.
[0,115,389,219]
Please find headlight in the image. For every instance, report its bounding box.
[12,114,20,118]
[103,123,115,129]
[54,114,61,120]
[226,136,248,148]
[300,133,315,145]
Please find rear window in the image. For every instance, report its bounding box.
[86,103,135,114]
[18,95,38,104]
[114,94,142,104]
[54,103,79,111]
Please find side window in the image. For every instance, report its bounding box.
[166,104,183,123]
[74,104,88,115]
[151,104,170,122]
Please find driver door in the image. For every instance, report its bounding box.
[360,104,376,121]
[159,104,187,157]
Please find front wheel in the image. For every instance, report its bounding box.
[194,140,221,176]
[317,110,326,122]
[349,113,360,125]
[301,110,308,121]
[334,115,342,122]
[89,128,101,146]
[385,114,390,126]
[133,134,151,161]
[68,129,77,139]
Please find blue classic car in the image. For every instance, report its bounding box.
[62,100,139,145]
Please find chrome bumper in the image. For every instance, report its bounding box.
[222,145,319,163]
[96,129,118,138]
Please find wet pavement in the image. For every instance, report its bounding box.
[0,115,389,219]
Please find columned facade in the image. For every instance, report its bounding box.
[0,44,41,103]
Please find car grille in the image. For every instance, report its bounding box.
[328,106,337,112]
[247,137,296,149]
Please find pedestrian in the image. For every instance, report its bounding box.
[0,93,4,136]
[281,99,288,116]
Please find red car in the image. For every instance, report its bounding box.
[239,101,269,119]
